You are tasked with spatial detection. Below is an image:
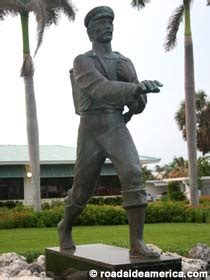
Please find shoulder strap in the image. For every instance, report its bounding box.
[70,69,81,115]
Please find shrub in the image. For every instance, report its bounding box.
[88,196,122,206]
[23,251,43,263]
[145,201,187,223]
[40,196,121,210]
[0,202,209,229]
[41,202,51,210]
[42,200,64,210]
[0,201,23,208]
[35,208,64,227]
[75,205,127,226]
[185,207,210,223]
[167,182,186,201]
[200,195,210,206]
[161,194,169,202]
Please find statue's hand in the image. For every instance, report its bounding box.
[141,80,163,93]
[123,111,133,123]
[133,80,163,98]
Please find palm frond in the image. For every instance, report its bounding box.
[0,0,19,10]
[0,9,8,21]
[164,5,184,52]
[1,0,76,54]
[59,0,75,21]
[26,0,47,56]
[131,0,151,9]
[175,101,186,139]
[44,0,76,25]
[0,10,3,20]
[195,90,207,112]
[45,9,60,25]
[0,9,18,21]
[0,0,23,20]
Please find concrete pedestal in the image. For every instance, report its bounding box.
[46,244,181,279]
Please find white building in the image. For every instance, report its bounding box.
[0,145,160,205]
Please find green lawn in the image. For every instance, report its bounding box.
[0,223,210,257]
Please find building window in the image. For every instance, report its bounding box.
[41,178,72,198]
[0,178,24,200]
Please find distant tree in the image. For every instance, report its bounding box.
[141,165,155,183]
[155,156,210,179]
[154,165,165,179]
[154,158,188,179]
[167,157,188,178]
[154,164,171,179]
[175,90,210,155]
[198,156,210,177]
[154,165,163,174]
[0,0,75,211]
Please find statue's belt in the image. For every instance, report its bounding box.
[80,108,123,114]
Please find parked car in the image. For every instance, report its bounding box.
[147,193,153,202]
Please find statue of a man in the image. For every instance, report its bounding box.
[58,6,162,258]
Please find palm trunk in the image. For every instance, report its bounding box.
[21,13,41,212]
[184,1,199,206]
[24,76,41,212]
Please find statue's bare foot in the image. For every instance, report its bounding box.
[57,220,76,250]
[129,240,160,258]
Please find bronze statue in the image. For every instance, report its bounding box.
[58,6,162,258]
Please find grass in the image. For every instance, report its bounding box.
[0,223,210,257]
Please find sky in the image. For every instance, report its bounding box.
[0,0,209,167]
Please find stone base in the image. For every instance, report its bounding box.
[46,244,181,279]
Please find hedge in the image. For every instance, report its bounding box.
[76,205,127,226]
[88,196,122,206]
[41,196,123,209]
[0,201,23,209]
[200,195,210,206]
[0,202,209,229]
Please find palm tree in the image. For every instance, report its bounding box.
[168,157,189,178]
[154,164,171,179]
[141,165,154,182]
[132,0,199,206]
[163,0,199,206]
[154,165,164,179]
[0,0,75,211]
[164,0,200,206]
[175,90,210,156]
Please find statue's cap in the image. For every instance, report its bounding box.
[84,6,114,28]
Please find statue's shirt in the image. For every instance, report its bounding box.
[73,51,141,114]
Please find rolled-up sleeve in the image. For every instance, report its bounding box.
[73,54,138,106]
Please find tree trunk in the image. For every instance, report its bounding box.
[21,13,41,212]
[24,76,41,212]
[184,2,199,206]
